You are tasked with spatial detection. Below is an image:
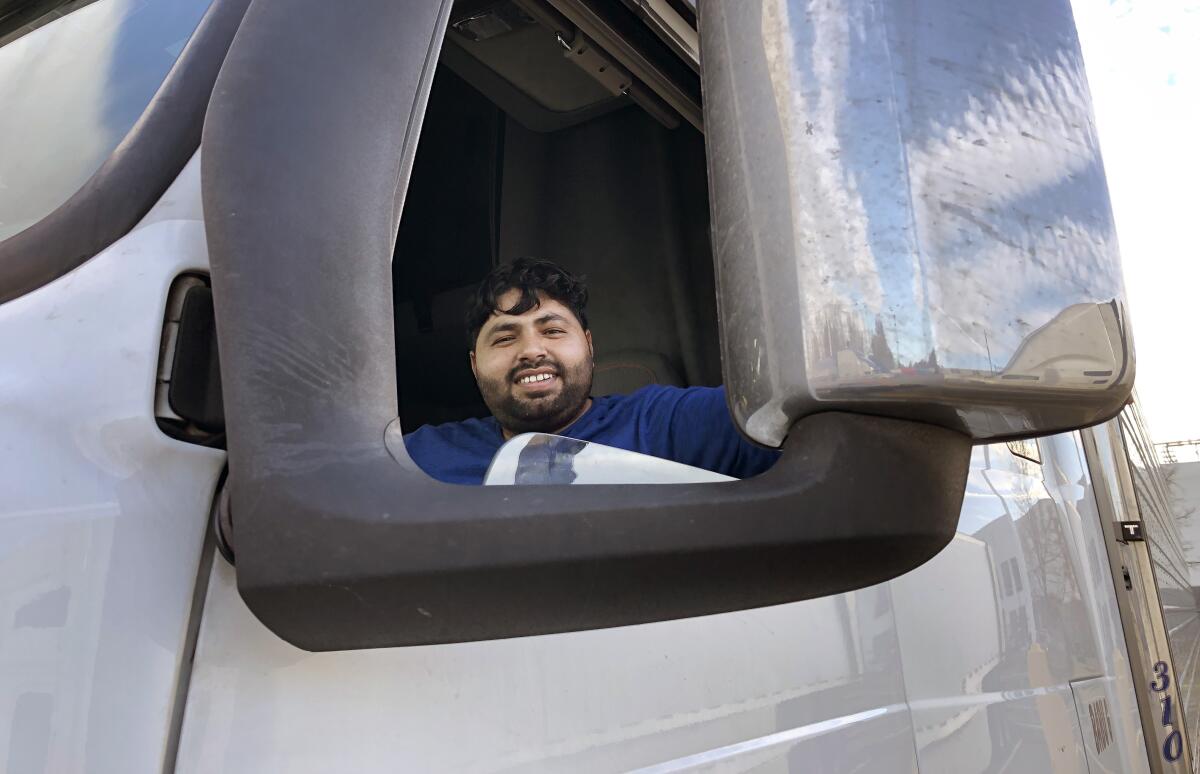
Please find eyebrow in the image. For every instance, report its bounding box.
[484,313,569,339]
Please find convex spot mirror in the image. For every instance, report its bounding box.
[484,434,735,486]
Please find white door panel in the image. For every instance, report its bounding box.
[175,431,1151,773]
[0,156,221,773]
[176,563,917,773]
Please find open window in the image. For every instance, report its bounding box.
[391,4,739,484]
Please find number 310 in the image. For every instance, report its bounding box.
[1151,661,1183,763]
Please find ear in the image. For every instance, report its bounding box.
[469,350,477,379]
[586,329,593,357]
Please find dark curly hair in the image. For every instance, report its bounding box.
[466,258,589,349]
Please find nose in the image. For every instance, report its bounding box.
[516,333,548,363]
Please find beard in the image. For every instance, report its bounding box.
[477,356,593,436]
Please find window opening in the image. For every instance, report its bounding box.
[393,12,776,486]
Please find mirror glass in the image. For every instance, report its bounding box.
[702,0,1133,445]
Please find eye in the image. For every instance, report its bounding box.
[492,335,515,346]
[544,328,566,336]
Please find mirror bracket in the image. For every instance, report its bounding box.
[230,411,970,650]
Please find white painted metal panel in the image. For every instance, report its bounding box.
[176,563,918,772]
[892,438,1150,773]
[0,156,222,772]
[174,434,1152,773]
[174,367,1158,772]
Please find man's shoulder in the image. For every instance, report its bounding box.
[614,383,725,411]
[601,383,722,404]
[588,385,727,433]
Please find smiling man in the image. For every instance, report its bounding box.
[402,258,779,484]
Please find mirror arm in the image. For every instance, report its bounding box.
[230,411,970,650]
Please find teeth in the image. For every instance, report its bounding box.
[520,373,554,384]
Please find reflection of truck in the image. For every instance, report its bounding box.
[999,302,1129,387]
[1,0,1197,772]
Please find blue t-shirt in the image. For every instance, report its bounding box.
[403,385,780,484]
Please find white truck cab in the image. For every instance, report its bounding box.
[1,0,1195,772]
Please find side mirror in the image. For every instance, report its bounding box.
[703,1,1132,446]
[203,0,1127,650]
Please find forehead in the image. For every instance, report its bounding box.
[485,289,577,327]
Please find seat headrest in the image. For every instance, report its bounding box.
[592,350,682,396]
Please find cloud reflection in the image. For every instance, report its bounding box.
[0,0,208,242]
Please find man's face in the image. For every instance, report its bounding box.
[471,289,594,436]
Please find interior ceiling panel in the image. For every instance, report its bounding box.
[447,1,615,114]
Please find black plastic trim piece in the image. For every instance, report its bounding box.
[203,0,973,651]
[0,0,252,305]
[212,474,235,565]
[168,285,225,433]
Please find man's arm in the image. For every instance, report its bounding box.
[641,385,781,479]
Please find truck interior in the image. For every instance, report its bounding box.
[392,0,719,432]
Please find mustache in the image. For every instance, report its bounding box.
[508,359,561,383]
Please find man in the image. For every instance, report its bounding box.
[403,258,780,484]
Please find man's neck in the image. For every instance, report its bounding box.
[501,397,594,441]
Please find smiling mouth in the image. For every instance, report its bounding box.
[517,373,556,385]
[512,365,560,391]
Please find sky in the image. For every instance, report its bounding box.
[1071,0,1200,444]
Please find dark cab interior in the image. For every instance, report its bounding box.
[393,0,720,432]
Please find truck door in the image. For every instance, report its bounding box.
[173,1,924,770]
[0,0,246,770]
